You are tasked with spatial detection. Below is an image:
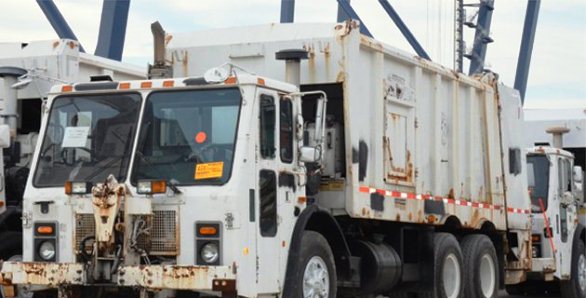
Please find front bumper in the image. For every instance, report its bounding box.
[0,262,236,291]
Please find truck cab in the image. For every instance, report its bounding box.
[0,68,329,297]
[526,145,585,290]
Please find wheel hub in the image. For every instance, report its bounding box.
[442,253,461,298]
[303,256,330,298]
[479,254,496,297]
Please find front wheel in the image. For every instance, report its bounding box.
[561,239,586,298]
[291,231,337,298]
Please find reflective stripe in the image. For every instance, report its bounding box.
[358,186,530,214]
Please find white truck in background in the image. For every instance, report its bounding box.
[0,22,584,298]
[0,39,144,266]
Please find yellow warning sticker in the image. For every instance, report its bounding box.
[195,161,224,180]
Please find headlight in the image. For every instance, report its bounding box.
[39,241,56,261]
[65,181,91,195]
[137,180,167,194]
[200,243,219,264]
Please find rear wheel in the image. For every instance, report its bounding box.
[460,234,498,298]
[420,233,464,298]
[561,240,586,298]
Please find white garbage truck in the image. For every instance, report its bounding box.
[0,22,584,298]
[0,39,144,273]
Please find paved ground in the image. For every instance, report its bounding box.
[499,290,553,297]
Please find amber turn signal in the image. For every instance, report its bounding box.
[137,180,167,194]
[37,225,54,235]
[199,226,218,236]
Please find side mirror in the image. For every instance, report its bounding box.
[573,166,584,203]
[0,125,10,148]
[573,166,583,183]
[561,191,574,207]
[296,114,304,141]
[299,146,321,163]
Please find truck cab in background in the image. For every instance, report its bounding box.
[510,143,585,296]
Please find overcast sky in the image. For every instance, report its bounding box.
[0,0,584,109]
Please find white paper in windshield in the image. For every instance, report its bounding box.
[62,126,90,148]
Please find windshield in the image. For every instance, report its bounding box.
[131,88,241,185]
[527,154,550,213]
[33,93,141,187]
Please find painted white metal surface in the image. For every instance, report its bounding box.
[167,21,524,231]
[0,39,144,101]
[524,109,586,149]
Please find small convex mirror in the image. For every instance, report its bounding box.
[204,67,229,83]
[299,146,321,163]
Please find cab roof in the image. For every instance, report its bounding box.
[48,73,297,95]
[527,146,574,159]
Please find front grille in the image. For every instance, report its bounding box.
[74,210,179,256]
[75,213,95,253]
[150,210,179,255]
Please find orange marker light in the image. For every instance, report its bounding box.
[61,85,73,92]
[297,196,307,204]
[64,181,73,195]
[199,226,218,236]
[37,226,54,235]
[119,82,131,89]
[140,81,153,88]
[163,80,174,88]
[257,78,266,86]
[195,132,207,144]
[224,76,237,85]
[151,180,167,194]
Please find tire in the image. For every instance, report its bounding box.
[419,233,464,298]
[0,231,22,260]
[460,234,498,298]
[289,231,337,298]
[561,239,586,298]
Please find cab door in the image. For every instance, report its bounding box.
[555,156,575,277]
[255,90,304,294]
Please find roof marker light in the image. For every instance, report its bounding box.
[224,76,237,85]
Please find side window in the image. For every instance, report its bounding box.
[565,159,572,192]
[280,99,293,163]
[558,158,571,193]
[260,95,276,159]
[259,170,277,237]
[509,148,522,175]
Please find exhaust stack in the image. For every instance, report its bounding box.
[545,126,570,149]
[149,21,173,79]
[275,49,308,87]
